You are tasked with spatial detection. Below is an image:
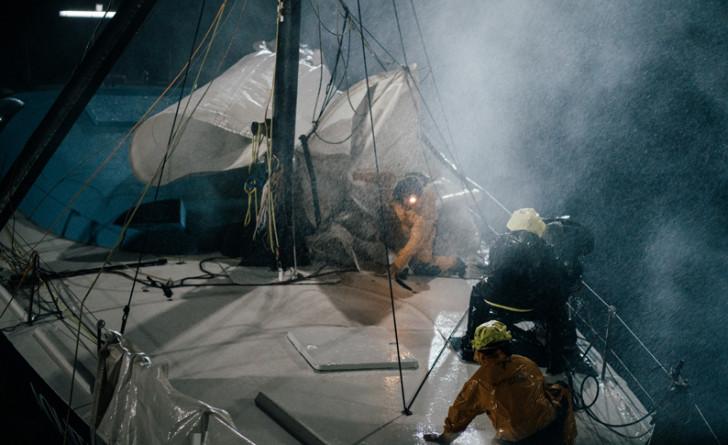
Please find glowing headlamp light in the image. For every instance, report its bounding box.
[407,195,418,205]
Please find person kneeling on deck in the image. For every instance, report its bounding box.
[425,321,576,445]
[452,208,593,374]
[351,170,466,278]
[388,173,465,279]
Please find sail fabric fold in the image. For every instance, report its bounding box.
[129,43,329,185]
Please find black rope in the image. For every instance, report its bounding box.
[62,2,212,443]
[405,309,468,411]
[311,3,325,120]
[354,0,410,416]
[299,135,322,227]
[0,295,14,321]
[337,0,498,238]
[312,11,349,126]
[391,0,409,67]
[351,413,406,445]
[306,0,344,37]
[111,265,354,292]
[120,0,209,335]
[408,0,459,157]
[344,8,399,68]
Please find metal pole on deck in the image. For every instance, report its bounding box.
[271,0,301,268]
[0,0,159,231]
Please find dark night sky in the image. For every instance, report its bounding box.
[1,0,727,441]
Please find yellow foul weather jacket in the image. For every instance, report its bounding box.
[443,354,575,444]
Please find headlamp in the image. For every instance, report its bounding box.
[407,195,418,205]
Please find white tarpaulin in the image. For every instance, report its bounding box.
[130,43,330,185]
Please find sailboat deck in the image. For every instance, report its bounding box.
[1,217,652,444]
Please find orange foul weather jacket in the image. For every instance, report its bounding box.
[390,184,458,273]
[442,354,576,444]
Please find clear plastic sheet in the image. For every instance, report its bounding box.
[299,68,480,268]
[91,333,254,445]
[442,353,575,444]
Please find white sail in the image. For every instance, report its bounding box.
[129,43,330,185]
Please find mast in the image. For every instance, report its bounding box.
[271,0,302,268]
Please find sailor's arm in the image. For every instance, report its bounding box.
[391,216,432,271]
[442,378,488,434]
[391,188,438,272]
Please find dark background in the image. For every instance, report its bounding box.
[1,0,726,442]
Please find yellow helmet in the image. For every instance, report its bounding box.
[506,208,546,237]
[471,320,512,350]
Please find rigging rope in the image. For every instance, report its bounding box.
[339,1,500,236]
[60,1,243,442]
[407,0,460,163]
[1,229,99,343]
[390,0,409,68]
[120,0,211,337]
[354,0,409,416]
[328,2,724,439]
[405,309,468,412]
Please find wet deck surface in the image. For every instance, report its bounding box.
[1,218,652,444]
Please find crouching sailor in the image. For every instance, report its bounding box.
[388,173,465,278]
[425,321,576,445]
[453,208,593,375]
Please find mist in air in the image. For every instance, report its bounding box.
[4,0,725,440]
[131,0,728,437]
[309,0,727,439]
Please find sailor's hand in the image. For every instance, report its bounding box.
[423,431,455,443]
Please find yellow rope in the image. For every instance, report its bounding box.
[243,186,257,226]
[484,299,535,313]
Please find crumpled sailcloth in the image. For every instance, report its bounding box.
[129,43,330,186]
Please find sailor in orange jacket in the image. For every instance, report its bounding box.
[388,174,464,278]
[351,171,464,277]
[425,321,576,445]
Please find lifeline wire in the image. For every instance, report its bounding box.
[580,280,670,376]
[569,304,715,439]
[354,0,409,416]
[391,0,409,68]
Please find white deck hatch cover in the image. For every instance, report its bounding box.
[287,326,419,372]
